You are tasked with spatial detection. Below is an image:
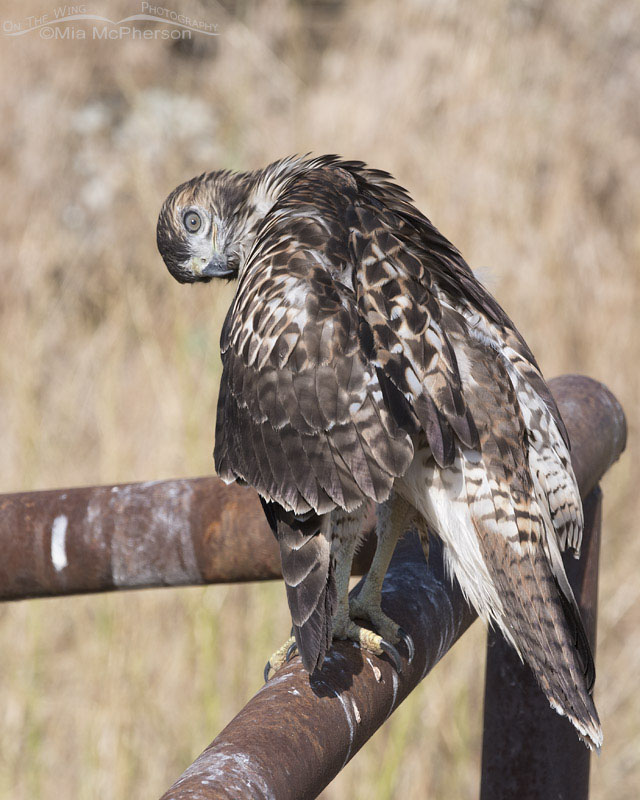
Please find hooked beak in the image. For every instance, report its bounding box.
[200,252,236,279]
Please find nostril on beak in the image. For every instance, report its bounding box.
[201,253,236,279]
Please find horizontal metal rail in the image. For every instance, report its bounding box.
[156,375,626,799]
[0,471,379,601]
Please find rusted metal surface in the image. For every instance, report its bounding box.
[160,533,475,800]
[157,375,626,800]
[480,487,602,800]
[0,479,376,601]
[0,374,624,602]
[0,478,271,600]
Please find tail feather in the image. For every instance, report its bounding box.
[482,528,602,749]
[396,311,603,749]
[453,332,602,748]
[555,579,596,693]
[462,446,601,748]
[410,448,603,750]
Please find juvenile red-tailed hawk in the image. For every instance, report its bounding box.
[156,155,601,749]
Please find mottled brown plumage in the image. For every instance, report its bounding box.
[157,155,601,748]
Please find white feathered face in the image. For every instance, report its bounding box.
[156,166,289,285]
[156,173,247,283]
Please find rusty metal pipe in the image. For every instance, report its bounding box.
[158,375,626,800]
[0,476,377,600]
[161,533,475,800]
[0,478,272,600]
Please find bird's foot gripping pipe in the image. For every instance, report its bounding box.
[264,619,414,682]
[263,635,297,682]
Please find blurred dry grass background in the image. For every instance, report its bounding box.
[0,0,637,797]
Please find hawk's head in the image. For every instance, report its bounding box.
[156,160,301,284]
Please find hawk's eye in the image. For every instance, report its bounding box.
[183,210,203,233]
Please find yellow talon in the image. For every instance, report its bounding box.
[264,635,297,681]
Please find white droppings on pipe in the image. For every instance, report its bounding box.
[51,515,69,571]
[194,751,275,799]
[257,670,294,694]
[366,657,382,683]
[385,670,399,721]
[351,697,361,724]
[334,690,356,770]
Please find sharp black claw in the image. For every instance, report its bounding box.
[380,640,403,674]
[263,661,272,683]
[397,627,415,664]
[286,641,298,662]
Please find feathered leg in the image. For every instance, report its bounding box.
[346,491,416,664]
[265,507,364,680]
[327,510,365,641]
[265,503,410,678]
[263,509,335,681]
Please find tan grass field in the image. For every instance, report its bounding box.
[0,1,638,797]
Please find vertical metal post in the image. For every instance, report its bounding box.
[480,487,602,800]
